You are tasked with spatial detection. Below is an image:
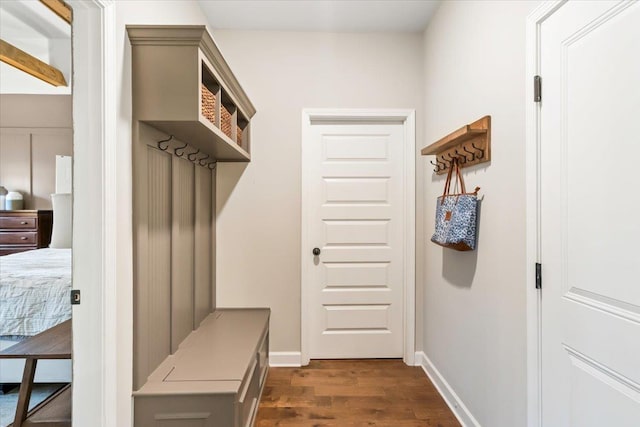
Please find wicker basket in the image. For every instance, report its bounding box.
[237,127,243,146]
[201,84,216,125]
[221,104,233,139]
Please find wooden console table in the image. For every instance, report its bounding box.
[0,320,71,427]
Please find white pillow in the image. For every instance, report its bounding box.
[50,193,72,249]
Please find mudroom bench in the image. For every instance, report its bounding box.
[133,308,270,427]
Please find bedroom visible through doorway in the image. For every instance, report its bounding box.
[0,1,73,426]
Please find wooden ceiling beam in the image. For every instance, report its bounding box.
[0,39,68,87]
[39,0,72,24]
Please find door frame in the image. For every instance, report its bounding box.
[525,2,566,427]
[300,109,416,366]
[69,1,123,426]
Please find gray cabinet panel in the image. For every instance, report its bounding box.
[171,156,195,353]
[194,166,212,328]
[135,146,172,387]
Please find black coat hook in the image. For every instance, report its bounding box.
[187,149,200,162]
[207,160,217,170]
[157,135,173,151]
[471,142,485,159]
[198,154,210,166]
[174,142,188,157]
[455,149,467,164]
[463,145,476,161]
[430,160,440,172]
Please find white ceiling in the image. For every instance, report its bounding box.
[0,0,70,40]
[199,0,442,33]
[0,0,71,94]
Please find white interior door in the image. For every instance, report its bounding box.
[304,119,406,359]
[540,1,640,425]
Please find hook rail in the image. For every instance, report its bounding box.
[421,115,491,175]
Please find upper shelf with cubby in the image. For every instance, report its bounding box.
[127,25,256,162]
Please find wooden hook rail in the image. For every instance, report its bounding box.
[421,115,491,175]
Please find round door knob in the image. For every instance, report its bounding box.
[312,248,321,256]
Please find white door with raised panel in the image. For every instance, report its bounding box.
[303,118,406,359]
[539,1,640,425]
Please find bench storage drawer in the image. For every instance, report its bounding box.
[133,309,269,427]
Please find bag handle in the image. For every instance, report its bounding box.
[441,157,478,197]
[441,158,456,199]
[454,159,466,194]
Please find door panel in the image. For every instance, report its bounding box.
[540,1,640,425]
[324,305,391,331]
[307,123,404,359]
[324,178,389,203]
[324,220,389,245]
[324,262,389,288]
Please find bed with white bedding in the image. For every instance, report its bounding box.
[0,248,72,383]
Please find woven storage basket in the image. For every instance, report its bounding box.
[237,127,243,146]
[201,84,216,125]
[221,104,233,139]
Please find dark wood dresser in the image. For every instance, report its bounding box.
[0,210,53,256]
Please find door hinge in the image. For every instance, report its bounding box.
[534,75,542,103]
[535,263,542,289]
[71,289,81,305]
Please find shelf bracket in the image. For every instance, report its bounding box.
[421,115,491,175]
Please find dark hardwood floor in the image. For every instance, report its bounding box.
[256,359,461,427]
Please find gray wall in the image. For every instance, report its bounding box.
[421,1,540,426]
[211,29,425,353]
[0,94,72,209]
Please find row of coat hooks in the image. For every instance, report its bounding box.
[421,115,491,175]
[429,143,486,172]
[156,135,217,170]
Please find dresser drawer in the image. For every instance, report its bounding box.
[0,217,36,230]
[0,232,37,245]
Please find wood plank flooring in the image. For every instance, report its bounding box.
[255,359,461,427]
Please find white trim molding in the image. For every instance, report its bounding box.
[269,352,303,367]
[415,351,480,427]
[525,3,566,427]
[68,1,121,426]
[300,109,416,366]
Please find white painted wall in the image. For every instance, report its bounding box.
[211,30,424,353]
[420,1,539,426]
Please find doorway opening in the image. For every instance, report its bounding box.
[0,1,73,425]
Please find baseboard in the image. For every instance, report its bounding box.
[269,351,302,367]
[415,351,481,427]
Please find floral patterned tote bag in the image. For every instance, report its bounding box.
[431,158,480,251]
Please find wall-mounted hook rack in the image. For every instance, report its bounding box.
[421,115,491,175]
